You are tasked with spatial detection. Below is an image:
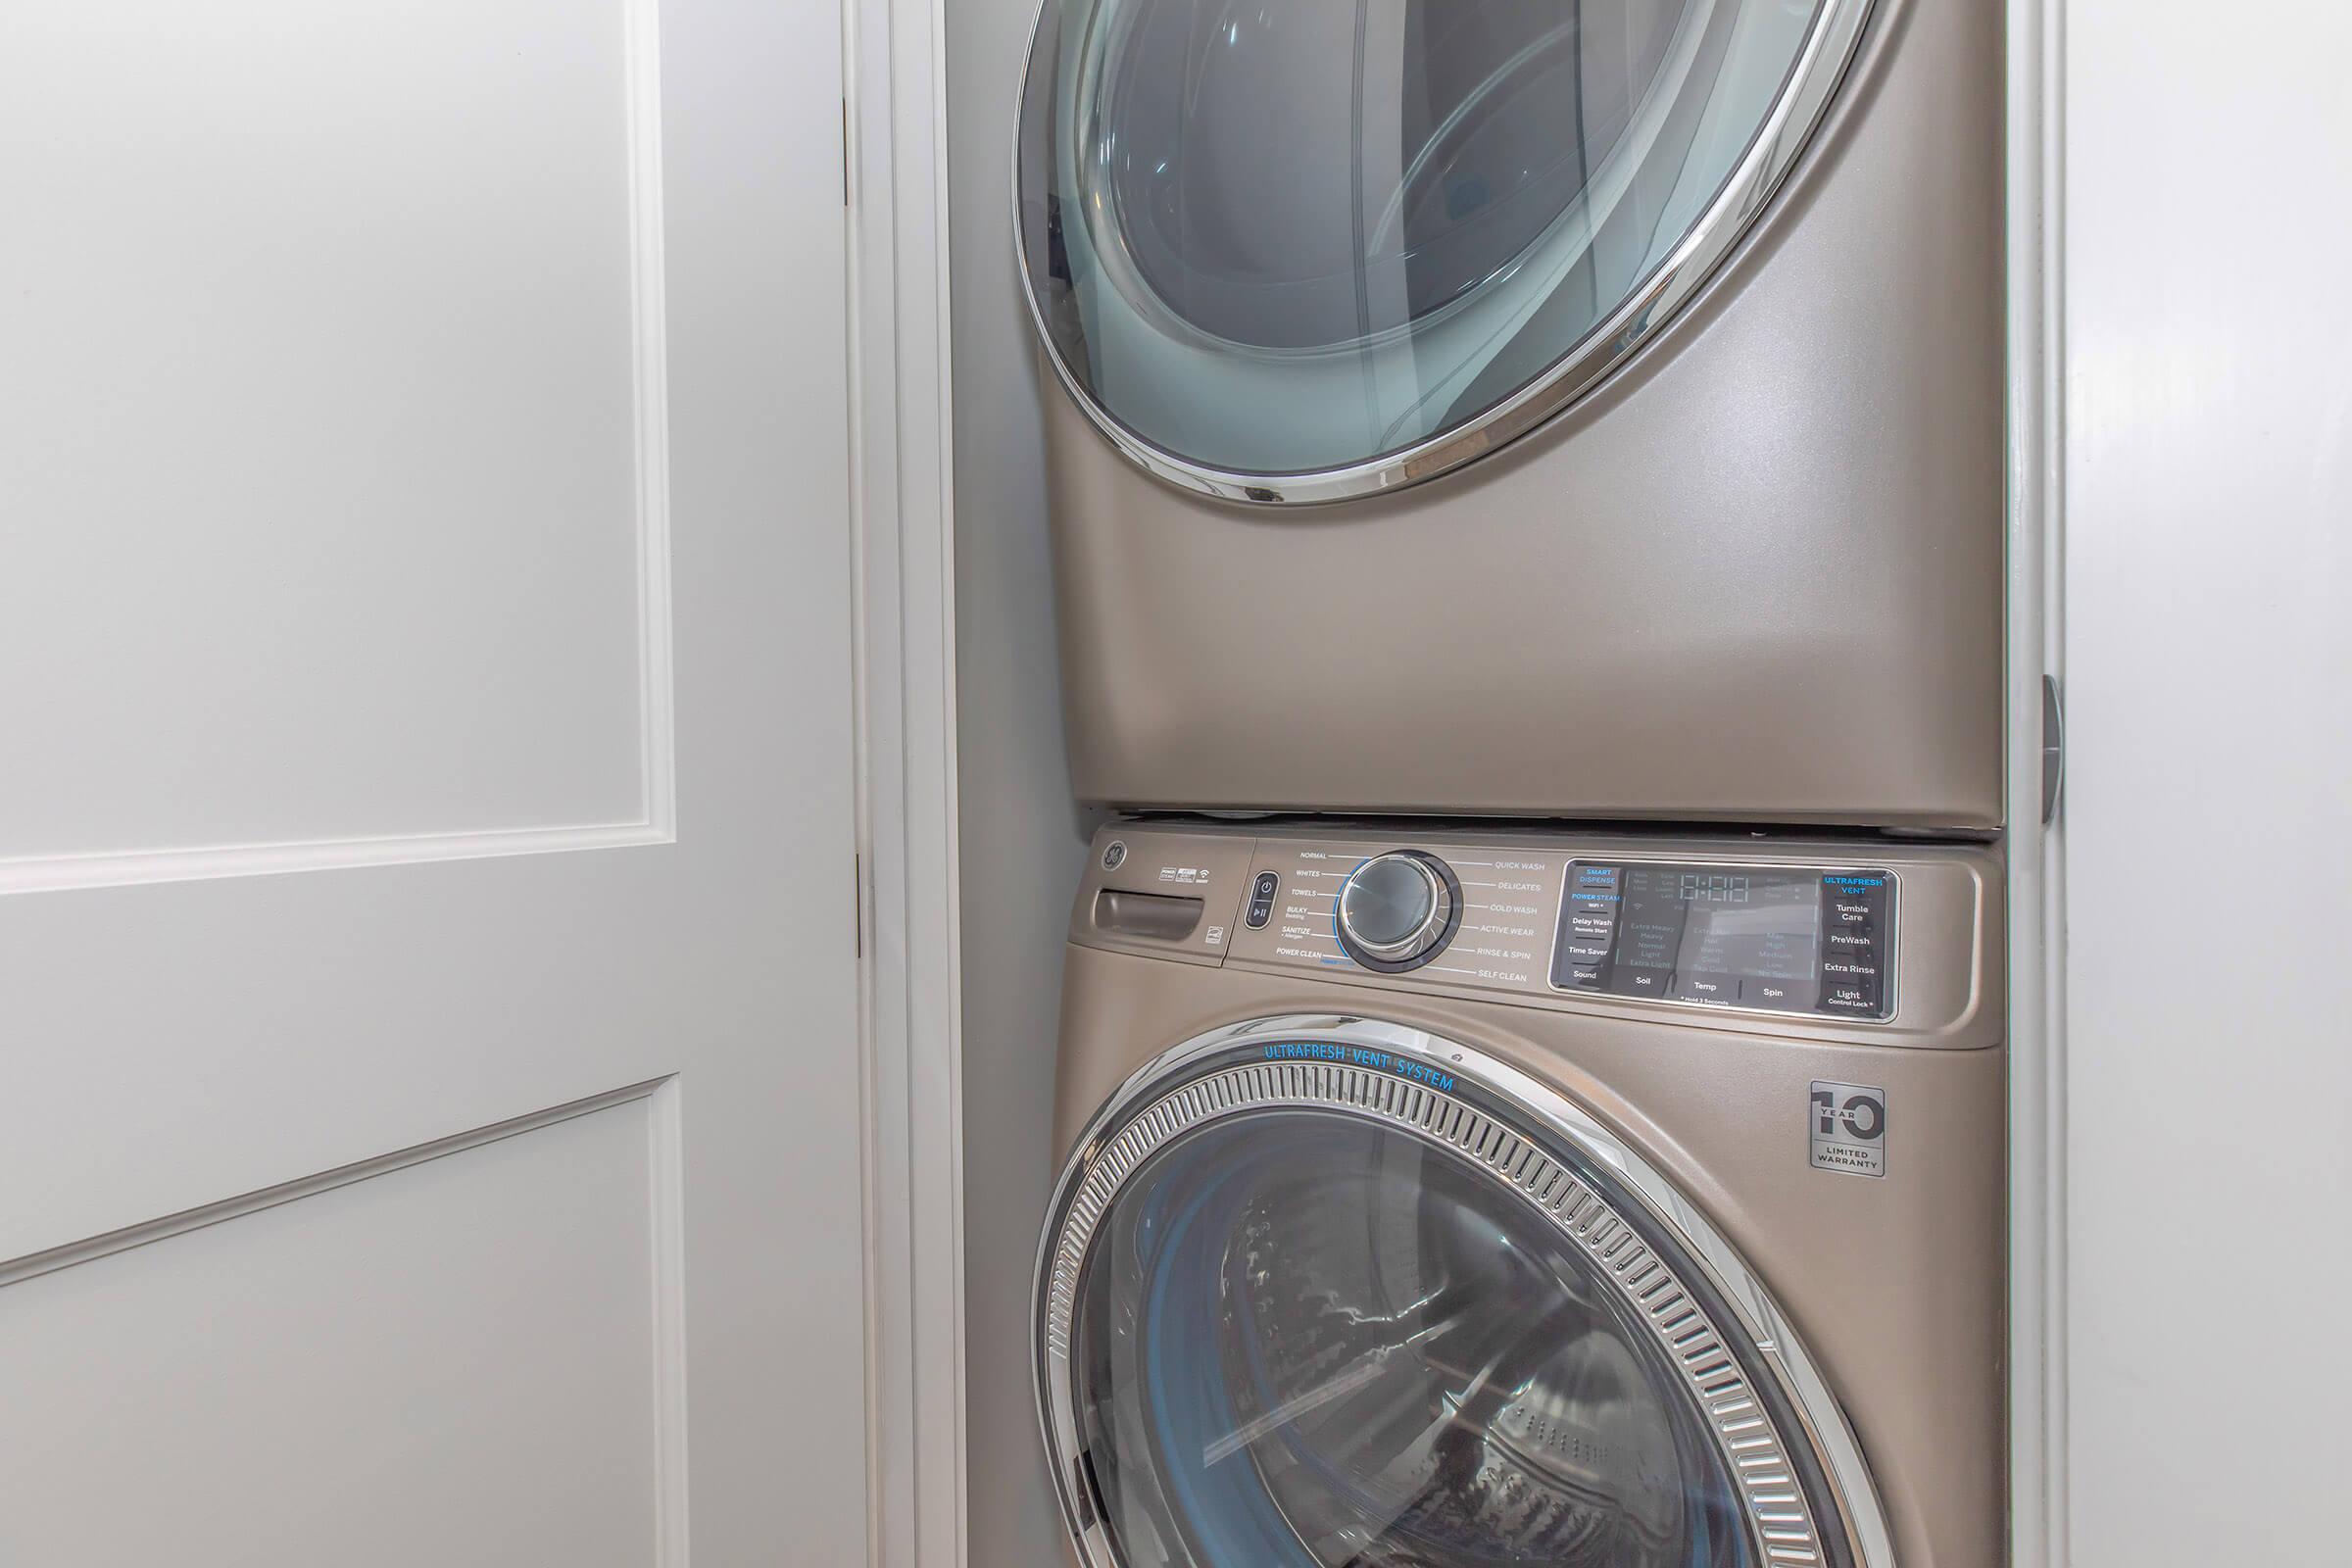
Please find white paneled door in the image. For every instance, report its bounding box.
[0,0,862,1563]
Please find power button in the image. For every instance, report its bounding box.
[1244,871,1279,928]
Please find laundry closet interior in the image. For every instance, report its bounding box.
[960,3,2000,1565]
[942,2,2345,1567]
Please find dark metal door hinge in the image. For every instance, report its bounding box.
[2040,673,2065,825]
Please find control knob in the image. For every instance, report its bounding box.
[1336,852,1459,971]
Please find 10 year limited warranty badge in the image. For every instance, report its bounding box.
[1809,1081,1887,1178]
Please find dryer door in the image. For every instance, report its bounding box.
[1015,0,1873,502]
[1035,1019,1891,1568]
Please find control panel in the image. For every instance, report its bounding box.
[1229,839,1563,990]
[1071,822,1997,1046]
[1550,861,1895,1021]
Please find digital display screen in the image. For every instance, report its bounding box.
[1551,861,1893,1019]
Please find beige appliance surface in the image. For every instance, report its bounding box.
[1038,0,2003,829]
[1043,821,2004,1568]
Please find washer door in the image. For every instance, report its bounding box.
[1015,0,1872,502]
[1036,1019,1891,1568]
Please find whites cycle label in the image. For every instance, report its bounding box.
[1809,1081,1887,1179]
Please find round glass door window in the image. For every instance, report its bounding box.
[1015,0,1869,497]
[1060,1109,1777,1567]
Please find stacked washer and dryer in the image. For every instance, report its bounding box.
[1011,2,2004,1566]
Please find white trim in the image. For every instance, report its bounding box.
[0,821,673,898]
[646,1077,692,1568]
[847,0,966,1560]
[2005,0,2068,1562]
[622,0,679,841]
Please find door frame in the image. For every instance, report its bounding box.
[2005,0,2067,1563]
[846,1,2082,1563]
[848,0,966,1565]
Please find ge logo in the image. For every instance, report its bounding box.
[1812,1088,1886,1142]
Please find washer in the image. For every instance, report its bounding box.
[1014,0,2002,828]
[1037,820,2002,1568]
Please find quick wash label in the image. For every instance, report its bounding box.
[1809,1080,1887,1178]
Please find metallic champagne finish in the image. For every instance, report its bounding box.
[1039,0,2003,828]
[1044,821,2004,1568]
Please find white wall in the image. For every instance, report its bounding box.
[2061,5,2352,1562]
[946,5,1101,1565]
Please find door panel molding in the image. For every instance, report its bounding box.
[0,1082,686,1565]
[0,1077,696,1568]
[0,819,675,899]
[0,0,678,894]
[0,1076,673,1287]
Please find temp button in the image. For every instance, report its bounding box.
[1672,972,1737,1004]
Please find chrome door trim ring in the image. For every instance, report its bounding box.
[1033,1014,1897,1568]
[1010,0,1880,506]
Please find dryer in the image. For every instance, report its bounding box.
[1037,820,2003,1568]
[1014,0,2003,827]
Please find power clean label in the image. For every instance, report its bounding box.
[1809,1081,1888,1178]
